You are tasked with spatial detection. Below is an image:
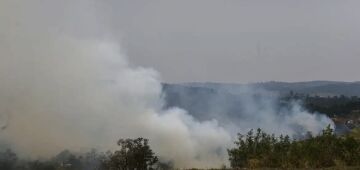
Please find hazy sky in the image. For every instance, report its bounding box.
[3,0,360,83]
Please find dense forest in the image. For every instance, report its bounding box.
[283,91,360,118]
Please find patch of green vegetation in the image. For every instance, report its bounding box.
[349,128,360,140]
[228,126,360,169]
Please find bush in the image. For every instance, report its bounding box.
[228,125,360,168]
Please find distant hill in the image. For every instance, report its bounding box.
[167,81,360,97]
[162,81,360,120]
[162,81,360,135]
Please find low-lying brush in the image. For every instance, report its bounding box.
[228,125,360,169]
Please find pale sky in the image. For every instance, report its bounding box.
[2,0,360,83]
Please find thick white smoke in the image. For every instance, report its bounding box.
[217,87,334,136]
[0,0,333,168]
[164,84,334,138]
[0,34,231,167]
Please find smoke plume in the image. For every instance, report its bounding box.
[0,0,333,168]
[163,84,334,137]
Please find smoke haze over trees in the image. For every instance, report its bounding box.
[1,0,357,169]
[1,127,359,169]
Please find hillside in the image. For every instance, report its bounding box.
[162,81,360,113]
[162,81,360,135]
[175,81,360,97]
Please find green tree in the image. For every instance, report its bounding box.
[103,138,158,170]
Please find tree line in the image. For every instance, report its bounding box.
[282,92,360,117]
[0,138,171,170]
[1,126,360,169]
[228,125,360,169]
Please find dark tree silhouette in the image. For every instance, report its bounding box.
[0,149,17,170]
[103,137,158,170]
